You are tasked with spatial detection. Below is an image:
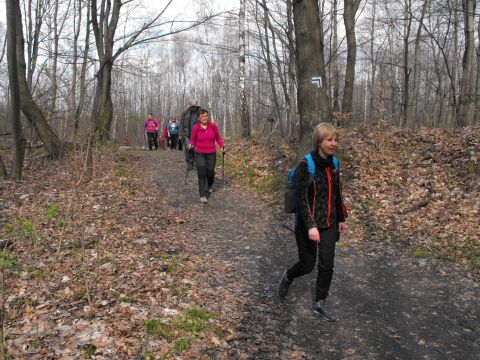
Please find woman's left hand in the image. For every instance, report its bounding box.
[338,222,346,233]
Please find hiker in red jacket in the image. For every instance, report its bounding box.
[160,122,169,149]
[278,122,347,322]
[188,108,225,204]
[144,113,160,150]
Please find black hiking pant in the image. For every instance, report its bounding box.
[287,220,337,301]
[170,134,179,150]
[194,152,216,197]
[147,131,158,150]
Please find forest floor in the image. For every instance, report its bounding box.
[0,124,479,359]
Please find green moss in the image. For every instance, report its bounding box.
[255,174,277,194]
[174,319,206,332]
[186,307,215,321]
[140,352,156,360]
[174,286,190,298]
[471,256,480,272]
[468,160,479,177]
[155,255,178,273]
[3,223,13,234]
[174,338,191,353]
[47,203,59,220]
[29,267,46,279]
[0,250,15,270]
[84,344,96,356]
[414,249,429,258]
[145,319,172,339]
[114,151,128,162]
[113,291,137,303]
[114,165,127,177]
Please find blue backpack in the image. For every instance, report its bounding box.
[284,153,339,214]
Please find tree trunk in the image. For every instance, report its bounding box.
[239,0,251,138]
[90,0,120,142]
[75,1,90,134]
[368,0,377,122]
[47,0,60,125]
[407,0,428,128]
[267,10,288,137]
[15,0,62,158]
[331,0,340,112]
[26,0,44,89]
[258,0,284,137]
[8,0,26,180]
[458,0,475,126]
[0,156,7,179]
[401,0,412,128]
[293,0,331,141]
[92,61,114,142]
[286,0,297,138]
[342,0,361,115]
[70,0,79,137]
[473,12,480,125]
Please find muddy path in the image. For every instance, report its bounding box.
[145,149,479,359]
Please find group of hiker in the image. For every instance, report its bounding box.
[143,114,180,151]
[145,102,346,323]
[143,100,225,204]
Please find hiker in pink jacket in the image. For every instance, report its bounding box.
[188,108,225,203]
[144,113,160,150]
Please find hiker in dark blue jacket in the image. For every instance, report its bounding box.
[180,100,201,168]
[279,122,347,322]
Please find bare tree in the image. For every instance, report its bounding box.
[407,0,429,128]
[400,0,412,128]
[342,0,361,114]
[293,0,331,141]
[474,10,480,125]
[25,0,48,89]
[330,0,340,112]
[239,0,250,138]
[74,0,90,135]
[15,0,63,158]
[256,0,284,137]
[7,0,26,180]
[458,0,475,126]
[90,0,215,141]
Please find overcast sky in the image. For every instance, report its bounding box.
[0,0,239,28]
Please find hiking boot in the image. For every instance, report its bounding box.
[278,271,293,300]
[208,187,213,194]
[200,197,208,204]
[313,299,337,322]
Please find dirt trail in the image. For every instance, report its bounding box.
[146,149,479,359]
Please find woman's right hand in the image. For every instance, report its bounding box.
[308,227,320,242]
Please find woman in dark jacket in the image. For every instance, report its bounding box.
[279,122,347,322]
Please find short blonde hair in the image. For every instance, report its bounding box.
[312,122,338,151]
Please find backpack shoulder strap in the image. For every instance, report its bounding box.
[304,153,316,175]
[332,155,339,170]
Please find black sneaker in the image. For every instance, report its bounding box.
[313,299,337,322]
[278,271,293,300]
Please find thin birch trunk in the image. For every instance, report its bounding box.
[239,0,250,138]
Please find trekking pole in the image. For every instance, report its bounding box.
[222,148,225,181]
[184,164,190,184]
[143,132,147,150]
[184,148,193,184]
